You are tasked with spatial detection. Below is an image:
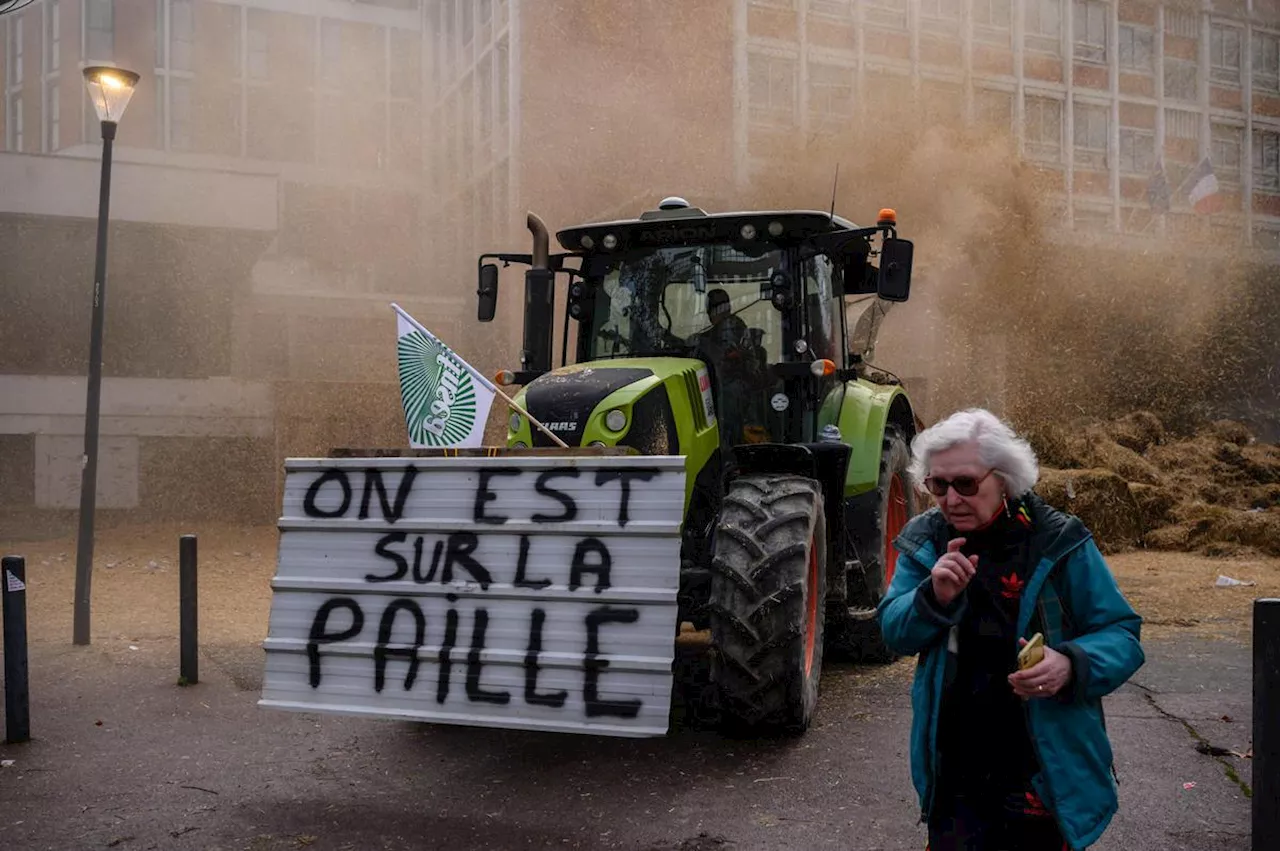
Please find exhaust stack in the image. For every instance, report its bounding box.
[522,212,554,373]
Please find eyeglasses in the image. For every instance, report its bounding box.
[923,469,995,497]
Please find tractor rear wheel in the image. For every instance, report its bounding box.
[829,427,917,664]
[708,474,827,735]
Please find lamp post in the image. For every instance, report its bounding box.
[73,65,140,647]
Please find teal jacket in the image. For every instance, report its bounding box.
[877,495,1144,850]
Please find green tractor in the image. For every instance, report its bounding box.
[475,197,921,734]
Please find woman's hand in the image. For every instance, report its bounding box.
[1008,638,1074,699]
[931,538,978,606]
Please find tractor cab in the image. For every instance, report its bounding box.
[477,198,913,456]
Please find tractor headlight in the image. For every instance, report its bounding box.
[512,440,529,449]
[589,440,607,448]
[509,412,522,433]
[740,223,757,240]
[602,233,618,250]
[604,408,627,432]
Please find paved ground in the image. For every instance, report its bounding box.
[0,527,1260,850]
[0,631,1256,850]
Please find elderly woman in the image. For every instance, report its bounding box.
[878,408,1144,851]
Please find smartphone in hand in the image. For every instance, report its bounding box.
[1017,632,1046,670]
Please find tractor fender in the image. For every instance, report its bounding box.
[818,380,915,498]
[732,442,851,587]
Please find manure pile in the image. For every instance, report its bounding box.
[1026,413,1280,556]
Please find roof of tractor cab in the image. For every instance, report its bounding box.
[555,202,860,253]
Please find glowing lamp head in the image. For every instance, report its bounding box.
[83,66,140,123]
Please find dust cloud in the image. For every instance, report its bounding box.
[736,90,1278,440]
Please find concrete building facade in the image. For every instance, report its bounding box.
[733,0,1280,245]
[0,0,429,522]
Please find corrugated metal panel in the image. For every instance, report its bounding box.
[261,455,687,738]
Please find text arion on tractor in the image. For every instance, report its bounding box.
[476,197,921,734]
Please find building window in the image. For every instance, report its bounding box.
[1118,25,1153,74]
[247,21,269,80]
[1073,206,1112,232]
[1209,25,1241,86]
[46,0,60,73]
[170,0,194,72]
[84,0,113,61]
[1164,58,1198,102]
[8,94,23,151]
[1210,123,1242,185]
[920,0,961,31]
[321,19,343,87]
[808,62,853,125]
[1254,128,1280,192]
[45,82,59,150]
[9,16,23,85]
[170,78,191,150]
[1024,95,1062,162]
[748,52,797,127]
[1073,102,1108,169]
[865,0,907,31]
[1073,0,1107,64]
[1118,127,1154,175]
[974,88,1012,131]
[389,29,420,101]
[1256,32,1280,94]
[972,0,1010,30]
[1025,0,1061,55]
[810,0,851,20]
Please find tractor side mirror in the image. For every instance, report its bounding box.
[877,238,913,302]
[477,263,499,322]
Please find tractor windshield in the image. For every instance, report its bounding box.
[586,245,785,362]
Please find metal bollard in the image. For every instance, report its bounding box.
[3,555,31,743]
[179,535,198,685]
[1256,598,1280,851]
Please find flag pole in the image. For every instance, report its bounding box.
[391,304,570,449]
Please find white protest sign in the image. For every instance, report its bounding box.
[260,455,687,738]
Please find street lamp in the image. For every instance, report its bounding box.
[73,65,140,646]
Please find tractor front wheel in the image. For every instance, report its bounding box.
[708,474,827,735]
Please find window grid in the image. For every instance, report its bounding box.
[1118,25,1153,73]
[1025,96,1062,162]
[1256,32,1280,94]
[1073,0,1107,64]
[1119,128,1154,176]
[748,52,798,127]
[1210,25,1242,87]
[1073,102,1109,169]
[1025,0,1062,55]
[1255,129,1280,192]
[1211,123,1243,185]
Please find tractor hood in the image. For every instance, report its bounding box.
[514,357,711,454]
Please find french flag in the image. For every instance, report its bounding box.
[1187,157,1222,214]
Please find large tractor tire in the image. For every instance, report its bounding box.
[830,427,918,664]
[708,474,827,735]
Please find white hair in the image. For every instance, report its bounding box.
[908,408,1040,497]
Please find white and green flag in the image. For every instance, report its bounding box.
[393,304,496,448]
